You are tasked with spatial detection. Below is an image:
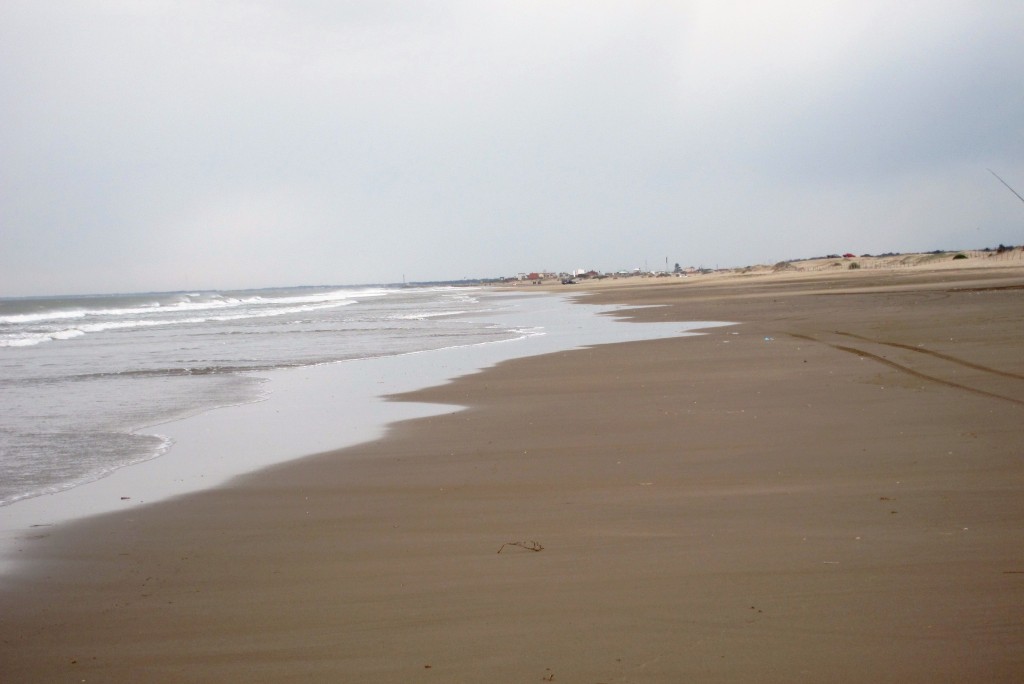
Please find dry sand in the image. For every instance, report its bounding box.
[2,262,1023,683]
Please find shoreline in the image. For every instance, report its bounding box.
[0,291,720,575]
[2,264,1023,682]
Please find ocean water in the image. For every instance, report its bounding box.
[0,285,534,508]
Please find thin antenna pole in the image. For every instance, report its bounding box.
[988,169,1024,205]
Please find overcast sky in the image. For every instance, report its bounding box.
[2,1,1022,296]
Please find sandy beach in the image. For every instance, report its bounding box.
[2,261,1023,682]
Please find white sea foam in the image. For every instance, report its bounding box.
[390,310,470,320]
[0,288,386,328]
[0,309,89,325]
[246,288,388,306]
[1,329,88,347]
[0,299,362,347]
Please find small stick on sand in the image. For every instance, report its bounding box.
[497,540,544,554]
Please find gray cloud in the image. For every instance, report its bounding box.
[2,1,1022,295]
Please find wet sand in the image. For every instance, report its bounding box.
[2,264,1023,682]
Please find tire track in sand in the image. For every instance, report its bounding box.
[833,331,1024,382]
[787,332,1024,407]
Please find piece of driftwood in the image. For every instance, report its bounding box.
[497,540,544,554]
